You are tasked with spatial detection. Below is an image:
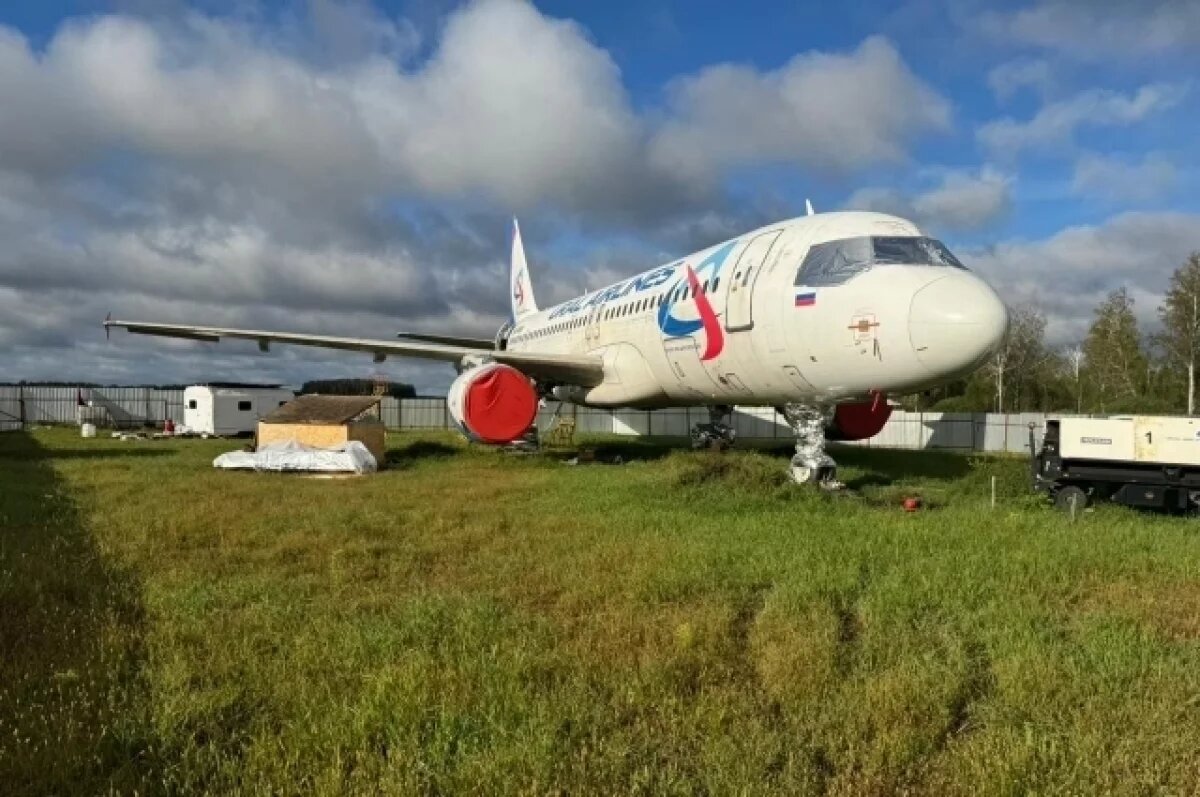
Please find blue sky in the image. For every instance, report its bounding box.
[0,0,1198,391]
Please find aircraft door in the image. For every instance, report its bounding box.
[725,229,782,332]
[584,304,602,348]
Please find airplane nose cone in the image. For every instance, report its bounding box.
[908,274,1008,377]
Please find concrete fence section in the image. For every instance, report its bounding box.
[1,385,1055,453]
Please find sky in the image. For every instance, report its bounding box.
[1,0,1198,393]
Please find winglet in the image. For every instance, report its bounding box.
[805,199,815,216]
[510,218,538,321]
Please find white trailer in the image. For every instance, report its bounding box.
[182,385,295,436]
[1032,415,1200,512]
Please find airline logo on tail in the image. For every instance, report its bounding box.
[657,240,737,362]
[513,270,526,307]
[510,219,538,320]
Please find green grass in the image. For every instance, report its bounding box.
[2,427,1199,795]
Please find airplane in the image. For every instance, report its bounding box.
[105,209,1009,485]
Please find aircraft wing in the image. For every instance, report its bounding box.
[104,319,605,386]
[396,332,497,348]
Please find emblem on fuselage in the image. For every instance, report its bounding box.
[657,240,737,362]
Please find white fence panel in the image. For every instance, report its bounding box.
[576,408,615,434]
[732,407,783,440]
[400,399,448,429]
[928,412,976,450]
[648,409,690,437]
[0,386,20,432]
[1006,413,1045,453]
[380,397,401,429]
[612,409,650,436]
[871,412,923,449]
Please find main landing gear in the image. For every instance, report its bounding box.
[779,403,841,488]
[691,405,736,451]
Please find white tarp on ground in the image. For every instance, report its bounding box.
[213,440,377,473]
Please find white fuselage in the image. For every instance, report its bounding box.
[503,212,1008,409]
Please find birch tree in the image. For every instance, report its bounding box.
[1081,288,1146,412]
[983,306,1052,412]
[1157,253,1200,415]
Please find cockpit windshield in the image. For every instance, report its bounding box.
[795,236,966,287]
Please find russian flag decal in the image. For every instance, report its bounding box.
[795,291,816,307]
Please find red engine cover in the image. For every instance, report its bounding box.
[458,364,537,444]
[827,400,893,441]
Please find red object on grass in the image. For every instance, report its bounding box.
[903,497,922,512]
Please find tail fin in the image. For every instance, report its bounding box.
[510,218,538,321]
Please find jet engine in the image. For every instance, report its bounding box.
[447,363,538,444]
[825,399,893,441]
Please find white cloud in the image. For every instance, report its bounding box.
[967,211,1200,344]
[845,167,1013,231]
[1071,152,1178,203]
[978,83,1187,157]
[353,0,651,207]
[980,0,1200,62]
[987,58,1053,102]
[0,3,958,389]
[649,36,951,185]
[0,4,950,211]
[0,0,671,212]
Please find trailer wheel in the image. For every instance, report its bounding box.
[1054,485,1089,513]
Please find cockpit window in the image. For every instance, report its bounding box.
[795,236,966,286]
[872,237,965,268]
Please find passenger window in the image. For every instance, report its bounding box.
[237,401,252,411]
[187,399,198,409]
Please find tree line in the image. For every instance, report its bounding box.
[917,252,1200,415]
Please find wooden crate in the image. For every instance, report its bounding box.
[256,420,387,466]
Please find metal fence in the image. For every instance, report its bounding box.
[0,386,185,430]
[1,385,1055,453]
[540,405,1043,453]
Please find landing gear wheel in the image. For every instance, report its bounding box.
[691,405,736,451]
[781,402,841,489]
[790,462,815,484]
[791,468,843,489]
[1054,485,1089,513]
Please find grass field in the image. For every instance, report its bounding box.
[2,427,1199,795]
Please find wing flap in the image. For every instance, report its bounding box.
[104,320,604,386]
[396,332,496,348]
[124,324,221,342]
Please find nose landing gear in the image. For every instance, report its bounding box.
[779,403,842,488]
[691,405,737,451]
